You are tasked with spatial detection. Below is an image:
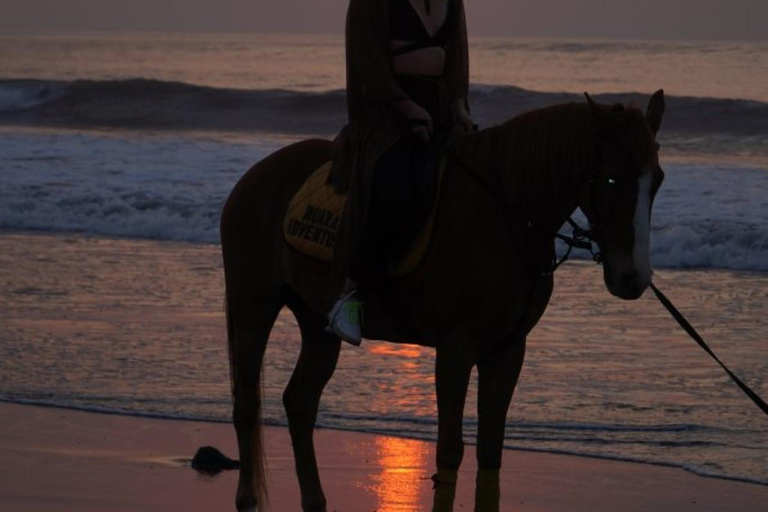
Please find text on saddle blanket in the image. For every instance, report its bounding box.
[283,160,443,278]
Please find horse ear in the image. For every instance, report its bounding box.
[584,92,598,112]
[585,92,608,132]
[646,89,665,135]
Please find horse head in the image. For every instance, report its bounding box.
[580,90,666,300]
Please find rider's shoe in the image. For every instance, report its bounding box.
[326,290,363,346]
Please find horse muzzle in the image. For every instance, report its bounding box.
[603,260,653,300]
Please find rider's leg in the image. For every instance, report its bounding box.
[328,134,426,344]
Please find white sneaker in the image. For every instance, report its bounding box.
[327,291,363,346]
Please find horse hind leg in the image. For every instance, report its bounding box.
[227,296,282,512]
[283,297,342,512]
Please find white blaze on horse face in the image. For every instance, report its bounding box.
[633,168,654,284]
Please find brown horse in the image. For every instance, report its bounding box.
[221,91,666,512]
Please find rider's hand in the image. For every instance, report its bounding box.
[394,100,433,141]
[452,99,474,132]
[411,123,431,142]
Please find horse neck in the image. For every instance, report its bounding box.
[495,103,597,234]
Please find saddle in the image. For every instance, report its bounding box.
[283,155,445,279]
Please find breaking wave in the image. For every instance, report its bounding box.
[1,79,766,271]
[1,78,768,137]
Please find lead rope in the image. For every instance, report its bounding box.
[437,135,768,416]
[555,206,768,414]
[555,215,767,415]
[553,204,768,416]
[560,209,767,415]
[649,283,768,415]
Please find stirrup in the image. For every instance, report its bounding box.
[326,290,363,346]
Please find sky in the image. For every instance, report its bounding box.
[2,0,767,40]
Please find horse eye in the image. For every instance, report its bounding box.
[608,178,618,185]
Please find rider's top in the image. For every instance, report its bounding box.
[389,0,455,57]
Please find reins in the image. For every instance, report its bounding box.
[436,133,768,417]
[436,133,600,275]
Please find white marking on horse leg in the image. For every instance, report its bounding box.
[633,168,653,284]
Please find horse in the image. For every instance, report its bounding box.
[220,90,666,512]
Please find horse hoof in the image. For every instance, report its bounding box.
[236,502,257,512]
[236,495,257,512]
[302,499,328,512]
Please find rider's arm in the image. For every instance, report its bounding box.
[345,0,410,107]
[446,0,472,129]
[346,0,432,136]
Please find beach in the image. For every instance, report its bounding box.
[1,31,767,510]
[2,402,766,512]
[1,230,766,491]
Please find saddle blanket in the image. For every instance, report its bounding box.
[283,159,444,278]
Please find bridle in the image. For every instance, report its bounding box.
[553,216,601,271]
[550,127,613,272]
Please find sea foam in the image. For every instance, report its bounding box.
[1,129,767,271]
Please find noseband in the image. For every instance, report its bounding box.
[552,157,607,272]
[553,215,601,271]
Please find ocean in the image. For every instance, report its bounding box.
[0,32,766,487]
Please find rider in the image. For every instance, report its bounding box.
[327,0,473,345]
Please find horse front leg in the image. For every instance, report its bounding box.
[432,342,475,512]
[283,304,342,512]
[474,336,526,512]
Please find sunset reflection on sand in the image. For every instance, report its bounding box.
[368,436,430,512]
[367,344,424,359]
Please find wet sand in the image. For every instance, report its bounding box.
[0,402,765,512]
[1,230,768,495]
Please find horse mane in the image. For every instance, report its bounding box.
[448,102,648,230]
